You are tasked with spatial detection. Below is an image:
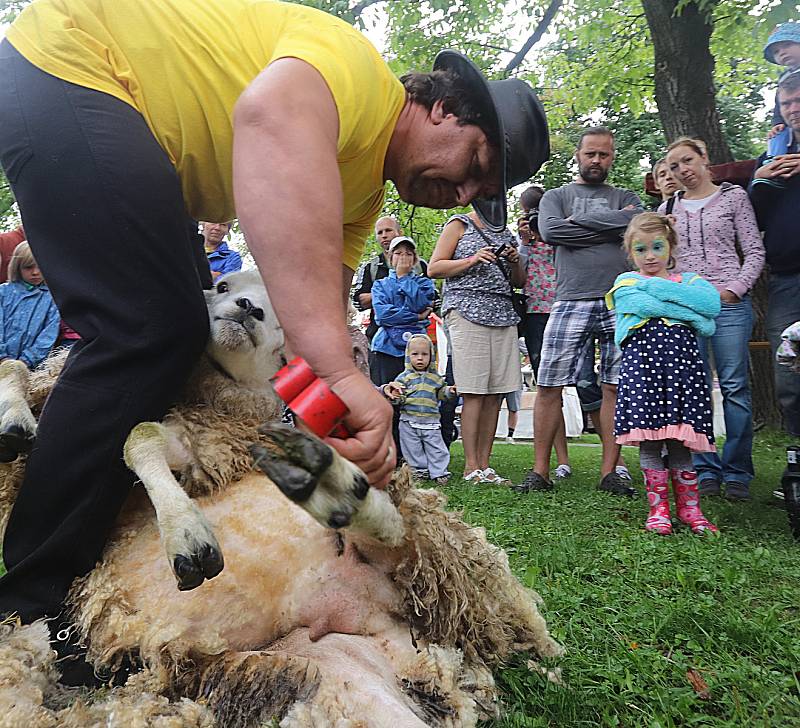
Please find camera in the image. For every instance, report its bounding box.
[525,208,539,230]
[492,241,509,257]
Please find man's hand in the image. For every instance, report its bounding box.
[418,306,433,321]
[358,292,372,309]
[755,154,800,180]
[327,369,395,488]
[720,290,741,304]
[767,123,786,140]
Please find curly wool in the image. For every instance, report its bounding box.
[388,471,563,668]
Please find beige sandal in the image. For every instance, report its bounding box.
[480,468,510,484]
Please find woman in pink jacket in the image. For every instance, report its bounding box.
[662,137,765,501]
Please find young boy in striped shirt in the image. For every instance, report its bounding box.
[382,334,457,485]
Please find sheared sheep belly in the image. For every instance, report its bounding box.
[86,472,408,656]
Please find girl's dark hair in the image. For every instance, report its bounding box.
[400,70,499,144]
[520,185,545,211]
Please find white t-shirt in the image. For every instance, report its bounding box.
[682,191,719,213]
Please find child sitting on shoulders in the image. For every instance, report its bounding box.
[382,333,456,485]
[764,22,800,143]
[0,242,59,369]
[606,213,721,534]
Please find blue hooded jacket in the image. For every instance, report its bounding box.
[371,271,436,357]
[207,241,242,278]
[0,280,60,368]
[605,271,720,346]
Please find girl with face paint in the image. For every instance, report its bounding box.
[605,213,722,535]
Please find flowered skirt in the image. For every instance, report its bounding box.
[614,319,715,452]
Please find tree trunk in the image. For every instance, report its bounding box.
[640,0,732,164]
[641,0,780,429]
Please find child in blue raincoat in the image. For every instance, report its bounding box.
[370,236,436,385]
[0,241,59,369]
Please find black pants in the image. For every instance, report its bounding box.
[369,351,406,460]
[439,354,458,449]
[0,42,210,622]
[522,312,549,384]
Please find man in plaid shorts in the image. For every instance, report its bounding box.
[515,127,643,494]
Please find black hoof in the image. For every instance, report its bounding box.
[251,445,318,502]
[173,543,224,591]
[0,424,34,461]
[174,554,205,591]
[199,543,224,580]
[0,444,17,463]
[256,422,333,474]
[328,510,352,529]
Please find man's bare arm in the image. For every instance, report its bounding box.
[233,58,394,486]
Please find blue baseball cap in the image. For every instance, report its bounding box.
[764,22,800,64]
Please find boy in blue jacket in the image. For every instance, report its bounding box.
[370,236,436,386]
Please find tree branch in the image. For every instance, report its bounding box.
[504,0,563,74]
[351,0,382,20]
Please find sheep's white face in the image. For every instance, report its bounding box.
[204,270,285,379]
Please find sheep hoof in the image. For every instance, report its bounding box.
[173,544,224,591]
[256,423,333,475]
[0,424,35,462]
[250,446,318,503]
[328,510,352,528]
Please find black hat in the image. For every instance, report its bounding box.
[433,50,549,232]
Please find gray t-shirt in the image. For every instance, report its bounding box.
[538,183,642,301]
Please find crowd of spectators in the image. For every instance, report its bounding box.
[2,20,798,526]
[352,23,800,515]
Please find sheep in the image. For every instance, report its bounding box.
[0,270,563,727]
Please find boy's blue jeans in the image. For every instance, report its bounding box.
[693,298,755,486]
[399,421,451,478]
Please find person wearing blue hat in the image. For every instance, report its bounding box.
[764,22,800,142]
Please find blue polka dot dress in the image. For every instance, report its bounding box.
[614,318,715,452]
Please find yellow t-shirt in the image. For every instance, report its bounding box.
[6,0,405,269]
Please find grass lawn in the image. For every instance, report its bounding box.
[436,431,800,727]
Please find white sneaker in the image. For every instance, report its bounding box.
[554,464,572,481]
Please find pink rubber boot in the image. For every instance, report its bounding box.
[671,469,718,534]
[644,469,672,535]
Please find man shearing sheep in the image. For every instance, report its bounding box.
[0,0,548,681]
